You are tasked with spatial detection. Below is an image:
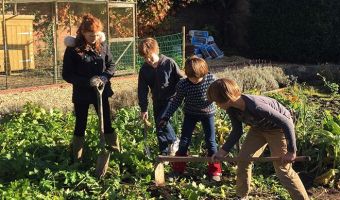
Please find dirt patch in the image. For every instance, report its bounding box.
[308,94,340,115]
[308,187,340,200]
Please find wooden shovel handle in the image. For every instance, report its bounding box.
[156,155,311,163]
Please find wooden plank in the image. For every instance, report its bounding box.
[109,37,134,43]
[0,50,4,72]
[13,25,21,71]
[28,24,34,70]
[108,2,135,8]
[0,22,4,72]
[0,15,35,21]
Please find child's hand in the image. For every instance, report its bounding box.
[211,149,228,162]
[281,152,296,164]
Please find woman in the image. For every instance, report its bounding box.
[62,14,119,168]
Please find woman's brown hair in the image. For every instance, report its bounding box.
[207,78,241,103]
[75,14,103,53]
[184,56,209,78]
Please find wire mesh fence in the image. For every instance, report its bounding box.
[0,1,183,90]
[136,33,183,70]
[137,33,183,70]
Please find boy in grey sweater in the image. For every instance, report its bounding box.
[207,78,309,200]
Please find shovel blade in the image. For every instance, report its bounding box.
[154,162,165,186]
[95,151,110,179]
[144,146,151,158]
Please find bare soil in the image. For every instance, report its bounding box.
[308,187,340,200]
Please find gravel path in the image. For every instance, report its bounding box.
[0,75,138,115]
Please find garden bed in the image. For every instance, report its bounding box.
[0,60,339,199]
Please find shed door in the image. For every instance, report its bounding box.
[0,15,34,73]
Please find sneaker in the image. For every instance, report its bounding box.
[207,162,222,182]
[210,175,221,182]
[168,138,180,156]
[167,171,182,182]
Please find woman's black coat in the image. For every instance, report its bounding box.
[62,43,115,104]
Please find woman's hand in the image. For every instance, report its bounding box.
[140,112,148,121]
[281,152,296,164]
[211,149,228,162]
[90,76,104,87]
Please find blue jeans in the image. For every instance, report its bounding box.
[177,114,217,156]
[153,102,177,154]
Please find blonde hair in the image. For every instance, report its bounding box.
[207,78,241,103]
[184,56,209,78]
[138,37,160,58]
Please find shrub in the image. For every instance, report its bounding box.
[216,64,290,92]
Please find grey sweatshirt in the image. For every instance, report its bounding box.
[222,94,297,153]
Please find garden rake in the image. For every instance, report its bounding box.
[95,84,110,179]
[154,155,311,186]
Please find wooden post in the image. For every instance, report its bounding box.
[182,26,185,68]
[2,0,10,82]
[13,3,17,15]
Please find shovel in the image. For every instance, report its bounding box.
[95,84,110,179]
[143,119,152,159]
[154,155,311,186]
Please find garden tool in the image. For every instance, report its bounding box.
[95,84,110,179]
[154,155,311,186]
[143,119,152,159]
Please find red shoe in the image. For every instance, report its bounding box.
[171,152,187,173]
[208,162,222,182]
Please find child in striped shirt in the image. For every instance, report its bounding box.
[159,56,222,181]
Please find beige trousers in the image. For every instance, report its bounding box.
[236,128,309,200]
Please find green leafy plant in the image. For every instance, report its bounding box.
[317,73,339,96]
[0,97,337,198]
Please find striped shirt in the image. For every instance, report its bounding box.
[164,73,216,119]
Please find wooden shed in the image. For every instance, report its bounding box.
[0,15,35,73]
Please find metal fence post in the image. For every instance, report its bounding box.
[133,2,136,73]
[53,1,58,84]
[2,0,9,88]
[182,26,186,68]
[106,0,110,49]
